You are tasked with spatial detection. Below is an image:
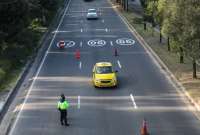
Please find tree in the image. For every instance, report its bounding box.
[162,0,185,63]
[181,0,200,78]
[162,0,200,78]
[0,0,29,42]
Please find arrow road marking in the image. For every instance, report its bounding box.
[130,94,138,109]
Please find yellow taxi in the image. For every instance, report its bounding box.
[92,62,117,88]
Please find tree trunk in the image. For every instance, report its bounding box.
[159,32,162,43]
[144,22,147,30]
[180,47,184,63]
[122,0,124,10]
[126,0,128,11]
[193,59,197,79]
[124,0,126,10]
[167,37,170,51]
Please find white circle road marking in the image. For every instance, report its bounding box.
[116,38,135,46]
[87,39,106,47]
[56,40,75,48]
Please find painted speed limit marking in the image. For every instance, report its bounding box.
[116,38,135,46]
[87,39,106,47]
[56,40,75,48]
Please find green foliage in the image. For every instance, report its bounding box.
[0,0,29,42]
[0,68,6,82]
[30,18,42,29]
[0,0,63,88]
[158,0,200,77]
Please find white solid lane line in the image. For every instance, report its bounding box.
[117,60,122,69]
[79,61,82,69]
[9,0,73,134]
[78,96,80,109]
[130,94,138,109]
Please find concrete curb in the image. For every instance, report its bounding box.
[108,0,200,112]
[0,0,68,125]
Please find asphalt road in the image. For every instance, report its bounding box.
[8,0,200,135]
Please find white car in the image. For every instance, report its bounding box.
[87,9,98,19]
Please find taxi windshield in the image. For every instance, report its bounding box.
[96,66,113,74]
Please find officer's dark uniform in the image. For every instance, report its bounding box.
[57,94,69,126]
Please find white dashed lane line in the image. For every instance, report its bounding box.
[79,61,82,69]
[52,30,80,33]
[105,28,108,32]
[78,96,80,109]
[110,41,113,46]
[80,41,83,47]
[130,94,138,109]
[65,23,79,26]
[102,19,105,23]
[117,60,122,69]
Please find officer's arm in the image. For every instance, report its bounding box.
[66,101,69,109]
[57,102,61,110]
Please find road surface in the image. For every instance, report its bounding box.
[8,0,200,135]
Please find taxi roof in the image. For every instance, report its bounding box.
[95,62,112,67]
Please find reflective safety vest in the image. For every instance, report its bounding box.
[57,100,69,110]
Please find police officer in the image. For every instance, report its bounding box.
[57,94,69,126]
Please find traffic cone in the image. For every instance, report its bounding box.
[114,48,118,56]
[59,44,65,49]
[75,49,80,60]
[140,119,149,135]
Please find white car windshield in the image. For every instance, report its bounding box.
[88,9,96,13]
